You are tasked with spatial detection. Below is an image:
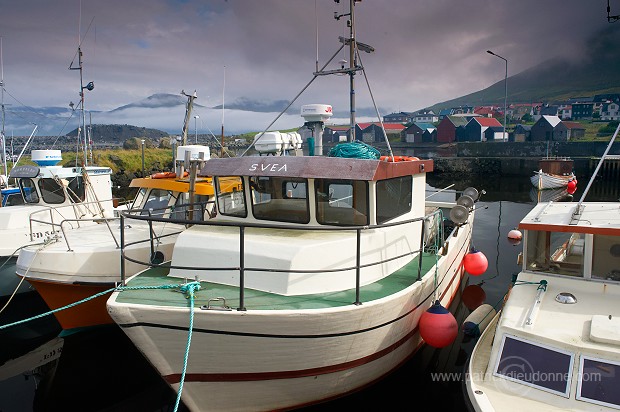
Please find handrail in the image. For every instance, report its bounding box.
[27,198,118,241]
[28,200,212,252]
[119,207,456,309]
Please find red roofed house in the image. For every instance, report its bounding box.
[464,117,504,142]
[358,122,406,143]
[562,121,586,140]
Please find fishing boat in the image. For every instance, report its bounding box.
[0,151,116,299]
[14,145,237,333]
[530,157,576,189]
[465,124,620,411]
[15,91,243,333]
[107,2,480,410]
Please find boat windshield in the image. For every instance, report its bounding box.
[525,230,620,281]
[526,230,585,277]
[19,178,40,203]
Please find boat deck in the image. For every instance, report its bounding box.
[115,251,436,310]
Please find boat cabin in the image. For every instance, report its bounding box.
[519,202,620,281]
[199,155,433,227]
[164,155,440,296]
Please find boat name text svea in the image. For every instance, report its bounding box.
[249,163,288,172]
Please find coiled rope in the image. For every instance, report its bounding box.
[327,141,380,159]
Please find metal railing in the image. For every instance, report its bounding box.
[28,201,213,252]
[119,205,460,310]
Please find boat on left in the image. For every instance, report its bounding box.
[16,144,243,333]
[0,149,117,299]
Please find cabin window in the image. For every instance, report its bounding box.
[251,176,310,223]
[376,176,412,224]
[591,235,620,281]
[315,179,368,226]
[38,178,65,204]
[495,334,573,397]
[19,178,39,204]
[3,191,25,206]
[525,230,584,277]
[169,193,211,221]
[66,176,86,202]
[577,356,620,408]
[215,176,246,218]
[141,189,173,216]
[130,188,148,212]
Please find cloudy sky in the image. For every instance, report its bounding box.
[0,0,615,135]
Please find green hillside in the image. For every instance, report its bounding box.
[429,24,620,111]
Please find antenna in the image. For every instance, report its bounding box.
[221,66,226,157]
[0,37,6,177]
[608,0,619,22]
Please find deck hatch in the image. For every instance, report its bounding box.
[494,334,573,397]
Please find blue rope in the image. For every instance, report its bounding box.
[0,280,202,412]
[0,282,192,330]
[173,281,201,412]
[327,141,380,159]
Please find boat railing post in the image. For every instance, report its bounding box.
[417,219,425,281]
[120,214,126,286]
[238,226,246,311]
[355,228,361,305]
[147,208,155,261]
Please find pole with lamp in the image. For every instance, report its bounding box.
[194,115,199,144]
[141,139,145,177]
[487,50,507,141]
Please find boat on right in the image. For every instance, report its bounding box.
[465,125,620,411]
[530,156,576,190]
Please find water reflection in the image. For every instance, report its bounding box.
[1,171,618,412]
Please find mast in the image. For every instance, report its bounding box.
[69,45,95,166]
[330,0,363,142]
[348,0,356,142]
[69,14,95,167]
[0,37,6,177]
[180,90,197,146]
[221,66,225,158]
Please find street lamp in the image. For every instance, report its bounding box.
[194,115,200,144]
[141,139,145,177]
[487,50,507,141]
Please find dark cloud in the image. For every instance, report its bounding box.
[0,0,613,134]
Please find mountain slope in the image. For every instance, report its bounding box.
[429,24,620,111]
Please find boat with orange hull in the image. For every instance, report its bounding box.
[16,142,241,333]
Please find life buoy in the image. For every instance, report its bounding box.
[150,171,189,179]
[380,155,419,162]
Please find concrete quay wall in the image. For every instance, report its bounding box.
[381,141,620,177]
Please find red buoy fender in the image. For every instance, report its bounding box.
[463,248,488,276]
[419,300,458,348]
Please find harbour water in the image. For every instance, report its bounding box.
[0,173,617,412]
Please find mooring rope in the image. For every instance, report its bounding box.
[0,279,202,412]
[173,281,201,412]
[0,282,195,330]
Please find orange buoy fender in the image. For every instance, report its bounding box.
[380,155,419,162]
[462,304,497,337]
[151,171,189,179]
[419,300,458,348]
[463,248,488,276]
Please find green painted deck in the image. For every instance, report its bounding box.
[116,252,437,310]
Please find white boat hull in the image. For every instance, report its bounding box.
[530,171,572,189]
[108,212,473,411]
